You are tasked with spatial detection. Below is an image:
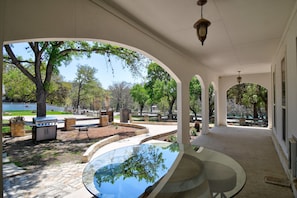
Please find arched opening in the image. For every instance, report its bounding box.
[2,40,180,112]
[2,39,188,196]
[188,75,217,135]
[1,3,208,196]
[227,83,268,127]
[189,76,202,136]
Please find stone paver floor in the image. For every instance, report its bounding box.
[4,162,86,198]
[3,123,178,198]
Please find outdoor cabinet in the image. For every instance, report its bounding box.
[32,125,57,141]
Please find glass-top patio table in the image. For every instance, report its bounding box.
[82,142,246,198]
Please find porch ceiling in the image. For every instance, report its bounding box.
[102,0,296,76]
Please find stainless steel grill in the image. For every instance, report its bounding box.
[32,116,57,141]
[33,116,57,127]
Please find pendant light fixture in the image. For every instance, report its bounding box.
[194,0,211,46]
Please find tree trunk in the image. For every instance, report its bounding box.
[76,82,82,109]
[190,107,197,121]
[36,87,47,117]
[140,104,144,116]
[116,102,120,112]
[168,98,175,119]
[253,103,258,119]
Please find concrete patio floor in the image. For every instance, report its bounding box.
[191,126,294,198]
[69,125,294,198]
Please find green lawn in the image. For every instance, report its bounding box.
[3,110,71,117]
[2,110,71,134]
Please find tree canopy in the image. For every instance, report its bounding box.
[3,41,145,117]
[109,81,133,112]
[189,77,202,119]
[145,63,177,117]
[130,84,149,115]
[227,83,267,119]
[71,64,104,110]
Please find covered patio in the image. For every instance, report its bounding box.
[69,126,294,197]
[192,126,293,197]
[2,0,297,197]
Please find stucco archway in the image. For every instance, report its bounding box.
[218,73,272,128]
[1,1,218,145]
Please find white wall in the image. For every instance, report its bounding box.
[270,2,297,189]
[271,3,297,157]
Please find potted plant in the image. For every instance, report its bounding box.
[9,116,25,137]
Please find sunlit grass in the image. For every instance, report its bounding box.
[3,110,71,117]
[2,111,71,134]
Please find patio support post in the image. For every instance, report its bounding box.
[267,84,272,128]
[201,83,209,134]
[218,78,227,126]
[176,81,191,148]
[214,88,218,126]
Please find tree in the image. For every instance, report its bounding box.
[208,84,215,121]
[130,84,149,115]
[72,65,98,109]
[189,77,201,119]
[108,82,133,111]
[3,41,144,117]
[145,63,177,118]
[241,84,267,119]
[145,63,169,111]
[3,61,69,105]
[227,83,267,120]
[46,75,71,106]
[155,79,177,118]
[3,62,35,102]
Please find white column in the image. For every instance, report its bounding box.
[218,79,227,126]
[267,78,273,128]
[176,80,191,146]
[201,84,209,134]
[214,88,219,126]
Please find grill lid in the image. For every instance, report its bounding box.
[33,116,57,127]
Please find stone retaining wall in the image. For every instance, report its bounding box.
[81,135,120,163]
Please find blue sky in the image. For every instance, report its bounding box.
[59,53,146,89]
[6,42,147,89]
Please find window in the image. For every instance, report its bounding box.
[281,57,286,141]
[273,71,276,128]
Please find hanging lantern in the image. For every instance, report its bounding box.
[194,18,211,46]
[194,0,211,46]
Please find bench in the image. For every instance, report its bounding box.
[72,124,98,139]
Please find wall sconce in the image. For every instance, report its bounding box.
[194,0,211,46]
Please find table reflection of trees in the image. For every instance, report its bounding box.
[94,144,169,186]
